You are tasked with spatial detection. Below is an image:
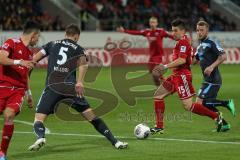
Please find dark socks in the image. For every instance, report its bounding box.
[90,118,117,145]
[33,121,46,139]
[222,119,228,125]
[203,99,229,108]
[202,101,229,126]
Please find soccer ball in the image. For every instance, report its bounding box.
[134,123,150,139]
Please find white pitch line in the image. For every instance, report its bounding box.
[14,131,240,145]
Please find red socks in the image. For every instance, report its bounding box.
[1,122,14,155]
[190,103,218,120]
[154,99,165,129]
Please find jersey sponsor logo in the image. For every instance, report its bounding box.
[180,46,186,53]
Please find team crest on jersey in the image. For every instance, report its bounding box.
[18,50,22,54]
[180,46,186,53]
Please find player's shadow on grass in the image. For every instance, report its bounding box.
[10,140,103,159]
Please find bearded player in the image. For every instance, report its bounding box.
[0,21,40,160]
[194,20,236,132]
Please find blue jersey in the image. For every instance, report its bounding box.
[195,37,224,84]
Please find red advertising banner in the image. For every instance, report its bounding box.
[35,48,240,67]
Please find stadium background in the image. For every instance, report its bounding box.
[0,0,240,160]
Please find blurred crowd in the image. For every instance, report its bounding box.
[0,0,238,31]
[74,0,238,31]
[0,0,65,31]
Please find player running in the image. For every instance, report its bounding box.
[0,21,40,160]
[194,20,236,132]
[117,16,173,86]
[28,24,128,151]
[151,19,223,134]
[117,17,173,132]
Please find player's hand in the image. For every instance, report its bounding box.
[152,64,167,77]
[26,94,34,108]
[116,26,125,33]
[20,60,36,69]
[75,82,84,97]
[204,66,214,76]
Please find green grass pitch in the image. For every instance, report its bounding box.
[3,65,240,160]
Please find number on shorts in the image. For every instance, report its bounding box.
[178,86,186,97]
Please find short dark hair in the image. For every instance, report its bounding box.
[197,20,209,29]
[171,18,187,30]
[23,20,41,34]
[65,24,80,36]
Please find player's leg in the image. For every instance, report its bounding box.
[197,84,231,131]
[33,113,48,140]
[0,89,24,158]
[182,96,223,132]
[175,74,223,131]
[151,77,174,134]
[29,88,60,151]
[28,113,48,151]
[71,97,128,149]
[0,107,15,158]
[0,94,8,159]
[198,83,236,116]
[196,97,230,132]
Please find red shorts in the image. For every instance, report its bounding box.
[148,56,162,72]
[162,74,195,100]
[0,87,25,114]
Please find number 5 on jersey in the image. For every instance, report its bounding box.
[57,47,68,65]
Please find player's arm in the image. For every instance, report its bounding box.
[192,56,199,65]
[153,43,189,75]
[162,29,174,39]
[75,55,88,97]
[0,50,34,68]
[165,57,186,69]
[33,50,46,63]
[33,42,52,63]
[25,75,33,108]
[117,26,145,36]
[192,51,199,65]
[165,43,189,69]
[152,57,186,77]
[204,52,226,76]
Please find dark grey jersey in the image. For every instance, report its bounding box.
[195,38,224,84]
[40,39,86,86]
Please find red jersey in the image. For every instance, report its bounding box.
[0,38,33,89]
[172,35,192,75]
[124,28,173,59]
